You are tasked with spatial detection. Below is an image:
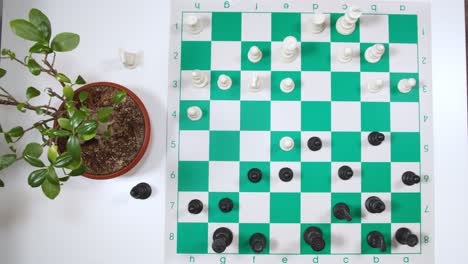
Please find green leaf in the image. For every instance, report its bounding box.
[69,164,86,176]
[27,58,42,76]
[79,132,96,141]
[78,91,88,102]
[67,136,81,161]
[47,145,58,163]
[0,154,17,170]
[16,103,26,113]
[47,129,71,137]
[56,73,71,83]
[29,9,52,41]
[113,90,127,105]
[51,32,80,52]
[47,167,59,185]
[0,179,4,187]
[0,124,3,133]
[98,107,113,123]
[29,43,52,54]
[24,155,45,167]
[0,68,6,78]
[75,75,86,85]
[23,142,43,158]
[63,85,74,100]
[59,176,70,182]
[35,108,45,115]
[76,120,98,135]
[70,110,86,128]
[4,133,12,144]
[54,152,73,168]
[8,126,24,138]
[103,130,111,138]
[57,118,72,131]
[41,178,60,199]
[26,86,41,100]
[66,158,82,170]
[2,49,16,60]
[28,168,47,187]
[9,19,45,42]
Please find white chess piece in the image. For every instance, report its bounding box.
[365,44,385,63]
[185,15,203,34]
[367,79,384,93]
[280,36,299,63]
[249,74,262,92]
[280,78,295,93]
[398,78,417,93]
[338,47,353,63]
[192,70,209,88]
[217,74,232,90]
[336,6,362,35]
[310,14,327,34]
[187,106,202,121]
[280,137,295,152]
[248,46,263,63]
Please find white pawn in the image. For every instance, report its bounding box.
[310,14,327,34]
[217,74,232,90]
[280,137,295,152]
[336,6,362,35]
[280,78,295,93]
[338,47,353,63]
[280,36,299,63]
[367,79,384,93]
[398,78,417,93]
[365,44,385,64]
[249,74,262,92]
[248,46,263,63]
[187,106,202,121]
[185,15,203,34]
[191,70,209,88]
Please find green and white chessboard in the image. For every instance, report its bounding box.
[165,1,434,263]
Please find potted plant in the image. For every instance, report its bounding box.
[0,9,151,199]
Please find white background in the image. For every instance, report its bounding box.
[0,0,466,263]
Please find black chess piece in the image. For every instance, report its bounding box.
[402,171,421,186]
[188,199,203,214]
[338,166,354,180]
[303,226,326,252]
[279,167,294,182]
[249,233,267,253]
[333,203,353,221]
[367,231,387,252]
[248,168,263,183]
[212,227,233,253]
[365,196,386,214]
[307,137,322,151]
[368,132,385,146]
[130,183,152,199]
[396,228,419,247]
[219,198,234,213]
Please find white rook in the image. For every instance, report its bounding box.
[336,6,362,35]
[365,44,386,64]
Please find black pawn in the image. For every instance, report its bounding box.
[248,168,263,183]
[307,137,322,151]
[212,227,233,253]
[402,171,421,186]
[249,233,267,253]
[396,228,419,247]
[130,183,152,199]
[365,196,386,214]
[338,166,354,180]
[303,227,326,252]
[367,231,387,252]
[219,198,234,213]
[368,132,385,146]
[333,203,353,221]
[279,167,294,182]
[188,199,203,214]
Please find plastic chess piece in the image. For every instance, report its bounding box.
[338,166,354,180]
[249,73,262,92]
[185,15,203,34]
[303,226,326,252]
[398,78,417,93]
[218,198,234,213]
[280,78,295,93]
[191,70,209,88]
[367,231,387,252]
[367,79,384,93]
[333,203,353,221]
[280,136,295,151]
[188,199,203,214]
[338,47,353,63]
[396,228,419,247]
[336,6,362,35]
[248,168,263,183]
[280,36,299,63]
[250,233,267,253]
[368,132,385,146]
[279,167,294,182]
[365,44,386,63]
[307,137,322,151]
[187,106,203,121]
[248,46,263,63]
[310,14,327,33]
[402,171,421,186]
[130,183,152,200]
[217,74,232,90]
[365,196,386,214]
[212,227,233,253]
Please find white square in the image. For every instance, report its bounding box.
[331,224,361,253]
[178,192,208,223]
[361,193,391,223]
[240,131,271,161]
[331,162,361,193]
[360,15,389,43]
[331,42,361,72]
[182,13,212,41]
[301,14,331,42]
[209,162,240,192]
[391,103,420,132]
[301,193,331,223]
[271,42,302,71]
[301,72,331,101]
[270,162,301,192]
[239,193,270,223]
[211,41,241,70]
[390,44,418,73]
[181,70,211,100]
[241,71,271,101]
[301,132,332,162]
[360,72,390,102]
[391,224,421,253]
[210,101,240,130]
[361,132,391,162]
[391,163,421,193]
[271,101,301,131]
[208,223,239,254]
[242,13,272,41]
[331,102,361,132]
[270,224,301,254]
[180,131,209,161]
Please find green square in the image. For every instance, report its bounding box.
[271,72,301,101]
[360,43,390,72]
[210,131,240,161]
[239,224,270,254]
[271,132,301,161]
[392,193,421,223]
[332,132,361,162]
[177,223,208,253]
[361,102,390,132]
[361,163,391,192]
[211,71,241,100]
[389,15,418,44]
[272,13,301,41]
[331,193,361,223]
[208,192,239,223]
[331,13,360,42]
[181,41,211,70]
[361,224,392,254]
[302,42,331,71]
[240,101,271,131]
[270,193,301,223]
[391,132,420,162]
[301,102,331,131]
[178,161,208,192]
[240,162,270,192]
[241,42,271,71]
[301,163,331,192]
[331,72,361,101]
[300,224,331,254]
[180,101,210,130]
[390,73,420,102]
[212,12,242,41]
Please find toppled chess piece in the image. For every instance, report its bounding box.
[303,226,326,252]
[338,166,354,180]
[367,231,387,252]
[365,196,386,214]
[333,203,352,221]
[130,183,152,200]
[188,199,203,214]
[250,233,267,253]
[396,228,419,247]
[212,227,233,253]
[402,171,421,186]
[336,6,362,35]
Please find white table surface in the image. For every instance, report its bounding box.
[0,0,466,263]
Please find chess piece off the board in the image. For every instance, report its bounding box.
[130,183,152,199]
